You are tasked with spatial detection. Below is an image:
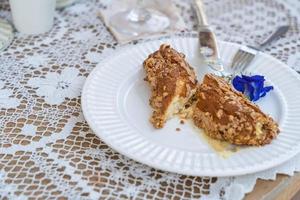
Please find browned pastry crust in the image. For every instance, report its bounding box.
[193,74,279,146]
[143,44,198,128]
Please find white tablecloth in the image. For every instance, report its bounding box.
[0,0,299,199]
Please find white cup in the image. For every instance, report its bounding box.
[9,0,56,34]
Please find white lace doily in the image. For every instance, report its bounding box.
[0,0,299,199]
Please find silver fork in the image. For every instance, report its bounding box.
[230,25,289,74]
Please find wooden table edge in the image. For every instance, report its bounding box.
[245,172,300,200]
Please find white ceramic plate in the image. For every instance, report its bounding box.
[0,19,14,52]
[56,0,76,8]
[82,36,300,177]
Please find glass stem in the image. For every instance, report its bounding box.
[127,0,151,22]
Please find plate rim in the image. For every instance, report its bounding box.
[0,19,14,52]
[82,34,300,177]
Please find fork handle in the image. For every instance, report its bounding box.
[258,25,289,49]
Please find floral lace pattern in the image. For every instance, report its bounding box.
[28,68,86,105]
[0,0,299,199]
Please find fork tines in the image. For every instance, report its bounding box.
[231,46,257,73]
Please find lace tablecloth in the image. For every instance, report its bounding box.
[0,0,300,199]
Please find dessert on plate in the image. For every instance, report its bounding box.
[143,44,279,146]
[143,44,198,128]
[193,74,279,146]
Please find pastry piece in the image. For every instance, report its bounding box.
[143,44,198,128]
[193,74,279,146]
